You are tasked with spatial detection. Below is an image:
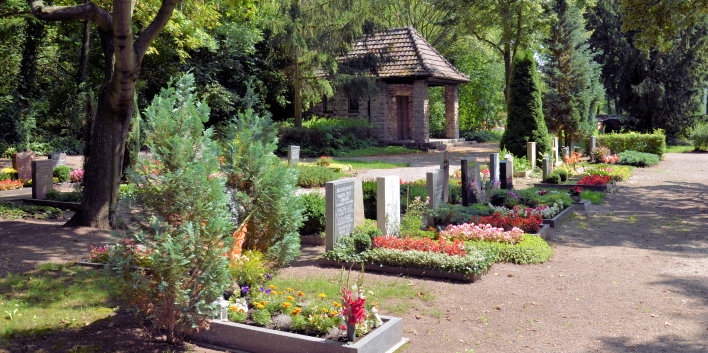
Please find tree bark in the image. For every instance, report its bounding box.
[293,57,303,127]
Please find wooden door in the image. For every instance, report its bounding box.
[397,96,410,140]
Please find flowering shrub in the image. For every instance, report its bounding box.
[580,165,613,177]
[1,168,17,177]
[70,169,84,183]
[490,203,563,219]
[373,236,466,256]
[471,212,543,233]
[603,154,619,164]
[591,146,611,161]
[441,223,524,244]
[579,175,611,185]
[0,179,23,191]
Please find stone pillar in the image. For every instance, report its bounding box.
[376,176,400,236]
[412,80,429,143]
[444,85,459,139]
[489,153,500,185]
[527,142,536,169]
[589,136,597,159]
[440,150,449,203]
[542,155,551,180]
[460,158,479,206]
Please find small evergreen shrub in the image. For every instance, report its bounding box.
[354,219,382,241]
[278,116,377,157]
[597,131,666,157]
[555,169,568,182]
[618,150,660,167]
[295,165,345,188]
[352,231,373,253]
[52,166,72,182]
[690,122,708,151]
[466,235,552,264]
[543,173,561,184]
[461,129,503,142]
[299,192,325,235]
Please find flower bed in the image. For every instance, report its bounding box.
[471,212,543,233]
[440,223,524,244]
[0,179,23,191]
[373,236,466,256]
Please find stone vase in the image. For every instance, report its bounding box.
[346,320,356,342]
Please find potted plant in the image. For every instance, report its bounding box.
[568,186,583,202]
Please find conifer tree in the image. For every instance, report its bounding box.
[111,74,232,343]
[542,0,604,146]
[501,50,552,158]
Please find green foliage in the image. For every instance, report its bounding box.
[229,250,270,288]
[591,146,612,161]
[501,50,552,158]
[555,169,568,182]
[461,129,504,142]
[606,164,633,181]
[618,151,660,167]
[110,74,232,342]
[52,166,71,182]
[278,116,378,157]
[0,173,9,181]
[690,122,708,151]
[299,192,326,235]
[252,308,273,327]
[535,191,573,209]
[354,219,383,242]
[295,165,346,188]
[45,190,81,202]
[334,159,409,170]
[466,235,552,264]
[597,132,667,157]
[543,173,561,184]
[542,0,603,145]
[581,190,606,204]
[400,196,429,237]
[0,201,61,220]
[336,146,419,157]
[430,204,493,226]
[512,155,532,172]
[352,232,373,253]
[222,109,304,266]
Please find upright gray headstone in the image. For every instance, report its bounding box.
[13,151,34,181]
[376,176,400,236]
[440,150,450,203]
[32,160,54,199]
[460,158,479,206]
[542,156,551,180]
[589,136,597,160]
[325,178,356,251]
[426,169,445,225]
[552,137,560,165]
[353,179,365,228]
[48,152,67,168]
[500,157,514,190]
[562,146,570,161]
[489,153,500,185]
[526,142,537,169]
[287,145,300,166]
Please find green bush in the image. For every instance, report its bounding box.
[618,150,660,167]
[591,146,611,161]
[536,191,573,208]
[278,116,377,157]
[53,166,72,182]
[461,129,503,142]
[0,201,62,220]
[597,131,666,157]
[543,173,561,184]
[352,231,373,253]
[466,235,552,264]
[295,165,346,188]
[229,250,270,288]
[555,169,568,182]
[362,180,377,219]
[336,146,418,157]
[354,219,382,241]
[299,192,326,235]
[0,173,9,181]
[689,122,708,151]
[430,204,492,226]
[222,109,304,266]
[365,180,427,220]
[45,190,81,202]
[608,164,633,181]
[489,189,521,208]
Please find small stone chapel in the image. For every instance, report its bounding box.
[311,27,470,144]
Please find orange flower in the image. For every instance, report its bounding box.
[332,302,341,308]
[297,291,304,297]
[286,296,295,301]
[282,302,292,309]
[230,222,248,259]
[291,308,302,315]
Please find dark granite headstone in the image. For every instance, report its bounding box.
[32,159,54,199]
[460,158,479,206]
[440,150,449,203]
[13,151,34,181]
[542,155,551,179]
[325,178,356,251]
[500,157,514,190]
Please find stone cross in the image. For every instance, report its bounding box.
[500,157,514,190]
[325,178,356,251]
[526,142,536,169]
[287,145,300,166]
[489,153,500,185]
[440,150,450,203]
[376,176,400,236]
[32,160,55,199]
[48,152,67,168]
[460,158,479,206]
[542,155,551,180]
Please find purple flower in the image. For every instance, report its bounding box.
[265,289,271,294]
[241,286,250,294]
[259,286,265,292]
[266,273,272,280]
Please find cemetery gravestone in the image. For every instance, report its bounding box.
[489,153,500,185]
[440,150,450,203]
[48,152,67,168]
[13,151,34,181]
[527,142,536,169]
[542,156,551,179]
[353,179,365,228]
[589,136,597,161]
[500,157,514,190]
[32,160,55,199]
[426,169,445,225]
[325,178,356,251]
[552,137,560,165]
[287,145,300,166]
[460,158,479,206]
[562,146,570,161]
[376,176,400,236]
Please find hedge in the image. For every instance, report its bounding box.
[597,131,666,157]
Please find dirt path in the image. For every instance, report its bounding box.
[1,152,706,352]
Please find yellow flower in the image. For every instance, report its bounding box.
[286,296,295,301]
[287,287,294,291]
[321,308,329,313]
[298,291,304,297]
[282,302,292,309]
[318,293,327,298]
[261,301,267,306]
[291,308,302,315]
[255,304,264,309]
[330,311,339,317]
[270,285,277,290]
[332,301,341,308]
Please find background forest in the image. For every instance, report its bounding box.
[1,0,706,156]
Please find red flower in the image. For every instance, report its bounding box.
[372,236,466,256]
[579,175,610,185]
[471,213,542,233]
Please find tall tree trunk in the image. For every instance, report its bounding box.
[77,12,91,86]
[293,57,303,127]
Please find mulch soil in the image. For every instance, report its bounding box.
[1,150,706,352]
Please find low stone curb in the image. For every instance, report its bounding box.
[187,316,408,353]
[533,224,551,240]
[317,258,483,283]
[572,199,592,211]
[542,204,575,228]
